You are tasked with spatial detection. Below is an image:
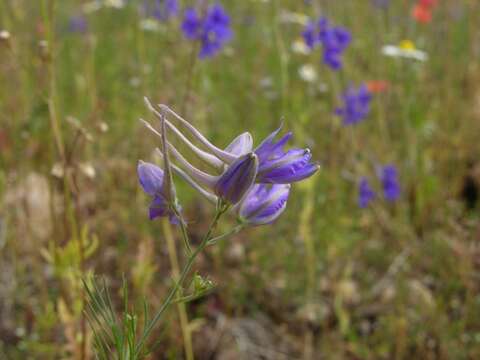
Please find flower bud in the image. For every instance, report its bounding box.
[214,152,258,204]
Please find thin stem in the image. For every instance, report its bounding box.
[135,202,228,356]
[161,219,194,360]
[42,1,85,359]
[206,225,244,246]
[172,206,192,256]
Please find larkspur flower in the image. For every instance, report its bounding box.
[302,17,351,70]
[302,21,317,49]
[214,153,259,204]
[358,177,375,208]
[137,161,179,223]
[254,127,319,184]
[142,102,317,207]
[181,3,233,59]
[237,184,290,226]
[380,165,400,201]
[142,0,178,21]
[147,104,318,186]
[335,84,372,125]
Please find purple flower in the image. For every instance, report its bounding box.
[237,184,290,226]
[68,15,88,33]
[302,22,317,49]
[302,17,351,70]
[380,165,400,201]
[358,177,375,208]
[214,153,259,204]
[137,161,179,224]
[254,127,319,184]
[181,4,233,59]
[143,103,318,207]
[143,0,179,21]
[335,84,372,125]
[372,0,390,9]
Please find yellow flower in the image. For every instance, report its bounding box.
[399,40,416,51]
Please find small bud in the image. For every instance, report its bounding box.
[192,273,215,294]
[214,152,258,204]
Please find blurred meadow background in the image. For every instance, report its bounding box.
[2,0,480,358]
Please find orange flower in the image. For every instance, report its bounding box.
[412,4,432,23]
[366,80,389,93]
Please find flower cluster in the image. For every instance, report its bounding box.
[335,84,372,126]
[138,100,319,226]
[358,164,401,208]
[302,17,351,70]
[142,0,179,22]
[412,0,438,23]
[181,4,233,58]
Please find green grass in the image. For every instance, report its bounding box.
[1,0,480,358]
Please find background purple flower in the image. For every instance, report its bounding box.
[372,0,390,9]
[335,84,372,125]
[381,165,400,201]
[142,0,179,21]
[68,15,88,34]
[181,3,233,59]
[302,17,351,70]
[358,177,375,208]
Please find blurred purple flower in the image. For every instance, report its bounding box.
[237,184,290,226]
[380,165,400,201]
[254,126,319,184]
[181,3,233,58]
[137,161,179,224]
[68,15,88,33]
[358,177,375,208]
[372,0,390,9]
[302,17,351,70]
[335,84,372,125]
[302,22,317,49]
[142,0,179,21]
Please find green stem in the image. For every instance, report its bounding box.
[162,219,194,360]
[172,206,192,255]
[206,225,243,246]
[135,202,228,357]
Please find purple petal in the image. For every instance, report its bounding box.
[239,184,290,226]
[138,161,164,196]
[149,196,169,220]
[215,153,258,204]
[225,132,253,156]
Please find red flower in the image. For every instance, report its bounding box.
[366,80,389,93]
[412,4,432,23]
